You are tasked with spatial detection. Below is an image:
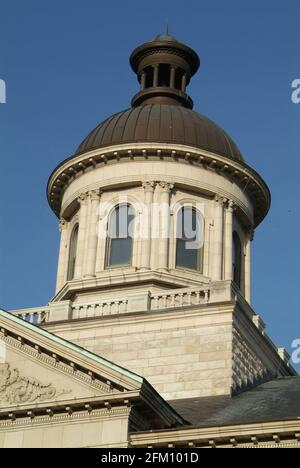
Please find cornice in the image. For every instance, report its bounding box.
[129,419,300,448]
[47,143,270,227]
[0,397,133,428]
[52,269,212,303]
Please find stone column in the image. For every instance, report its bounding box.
[212,195,225,281]
[140,181,155,270]
[83,190,101,277]
[153,65,159,87]
[150,183,160,269]
[74,192,88,279]
[157,182,173,271]
[245,228,254,304]
[170,66,176,88]
[141,71,146,90]
[55,218,68,293]
[181,74,187,92]
[224,200,235,280]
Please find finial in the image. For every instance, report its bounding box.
[166,21,169,36]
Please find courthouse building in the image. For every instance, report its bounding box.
[1,33,299,448]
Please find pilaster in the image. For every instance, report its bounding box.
[245,227,254,304]
[83,190,102,277]
[55,218,68,293]
[212,195,225,281]
[157,182,174,272]
[74,193,88,279]
[140,181,155,270]
[224,199,235,280]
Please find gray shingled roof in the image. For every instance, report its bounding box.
[169,377,300,427]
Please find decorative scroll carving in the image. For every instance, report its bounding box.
[0,363,70,405]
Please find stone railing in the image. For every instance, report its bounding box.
[12,307,50,325]
[68,287,210,321]
[8,281,294,376]
[72,298,129,320]
[10,285,214,325]
[151,288,210,310]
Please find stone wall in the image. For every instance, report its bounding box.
[47,305,234,401]
[0,409,130,448]
[45,298,293,401]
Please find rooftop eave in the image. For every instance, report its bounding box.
[47,143,271,228]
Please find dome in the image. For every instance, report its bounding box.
[76,104,244,162]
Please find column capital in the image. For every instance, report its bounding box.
[214,194,226,206]
[142,181,155,193]
[227,199,236,212]
[59,218,67,232]
[77,192,88,205]
[89,189,102,201]
[158,181,174,193]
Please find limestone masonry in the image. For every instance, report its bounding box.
[1,33,299,449]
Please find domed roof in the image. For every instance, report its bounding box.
[76,104,244,162]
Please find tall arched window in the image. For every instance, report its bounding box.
[233,231,242,288]
[176,206,204,272]
[106,204,134,268]
[67,224,79,281]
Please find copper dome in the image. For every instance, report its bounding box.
[76,104,244,162]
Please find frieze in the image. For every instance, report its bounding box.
[0,406,131,428]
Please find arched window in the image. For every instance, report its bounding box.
[233,231,242,288]
[67,224,79,281]
[176,206,204,272]
[106,204,134,268]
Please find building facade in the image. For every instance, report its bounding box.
[1,33,299,448]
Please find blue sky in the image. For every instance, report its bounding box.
[0,0,299,371]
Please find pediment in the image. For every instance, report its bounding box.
[0,309,142,410]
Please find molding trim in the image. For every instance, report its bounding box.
[47,143,270,227]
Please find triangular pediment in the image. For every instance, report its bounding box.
[0,309,143,410]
